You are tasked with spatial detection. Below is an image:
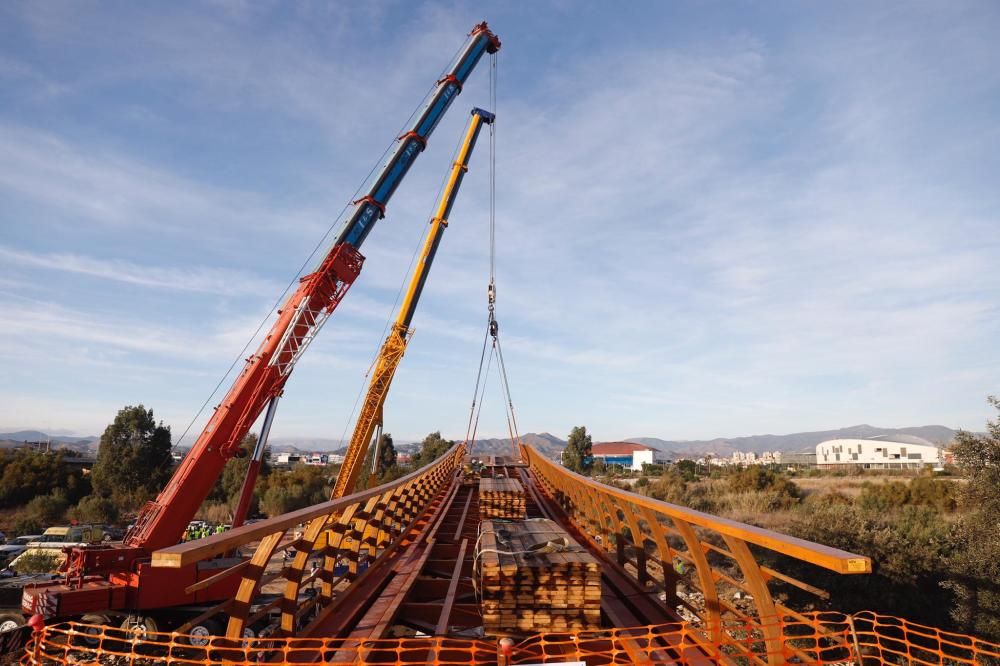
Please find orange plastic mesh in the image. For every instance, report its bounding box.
[21,612,1000,665]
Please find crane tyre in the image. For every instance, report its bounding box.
[119,614,159,638]
[187,617,223,647]
[118,615,160,655]
[0,611,24,633]
[75,614,111,647]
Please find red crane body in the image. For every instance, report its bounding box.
[23,22,500,621]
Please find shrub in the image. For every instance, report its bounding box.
[641,464,665,476]
[12,551,60,574]
[858,478,958,513]
[804,490,853,507]
[674,460,698,482]
[945,398,1000,641]
[23,491,70,526]
[908,477,957,512]
[13,515,42,536]
[635,476,649,488]
[196,501,233,524]
[69,495,119,524]
[682,484,717,513]
[259,465,330,517]
[786,503,956,628]
[726,490,798,516]
[726,467,800,512]
[646,470,688,504]
[858,480,910,511]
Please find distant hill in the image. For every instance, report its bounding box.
[461,424,959,460]
[471,432,566,458]
[267,437,347,452]
[627,424,958,458]
[4,425,961,461]
[0,431,98,453]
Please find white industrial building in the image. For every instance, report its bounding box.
[816,435,942,470]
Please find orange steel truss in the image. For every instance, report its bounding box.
[21,611,1000,664]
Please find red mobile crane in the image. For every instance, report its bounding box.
[22,22,500,629]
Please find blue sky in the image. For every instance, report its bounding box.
[1,1,998,445]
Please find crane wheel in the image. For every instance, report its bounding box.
[76,614,111,647]
[119,614,159,639]
[187,618,223,647]
[0,611,24,633]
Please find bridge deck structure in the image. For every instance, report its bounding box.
[21,445,1000,665]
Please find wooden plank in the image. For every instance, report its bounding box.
[479,478,526,520]
[475,519,601,634]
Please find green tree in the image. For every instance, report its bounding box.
[410,432,453,468]
[15,488,70,534]
[91,405,173,510]
[0,449,90,508]
[207,433,270,510]
[19,490,70,528]
[946,396,1000,641]
[70,495,120,524]
[357,433,398,490]
[562,426,592,473]
[259,465,331,517]
[675,459,698,482]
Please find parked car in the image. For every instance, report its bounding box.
[0,537,42,570]
[8,525,105,572]
[102,525,125,542]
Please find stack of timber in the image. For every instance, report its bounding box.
[479,478,526,519]
[476,519,602,633]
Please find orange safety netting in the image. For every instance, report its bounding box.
[21,611,1000,665]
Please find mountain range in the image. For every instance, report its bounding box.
[0,430,99,454]
[0,425,960,459]
[465,424,959,458]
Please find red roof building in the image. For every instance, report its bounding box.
[591,441,656,455]
[587,442,670,471]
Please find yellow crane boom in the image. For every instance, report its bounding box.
[331,107,495,498]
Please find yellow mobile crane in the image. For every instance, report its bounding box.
[331,107,494,498]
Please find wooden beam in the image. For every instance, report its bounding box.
[152,443,464,569]
[184,559,250,595]
[434,538,468,635]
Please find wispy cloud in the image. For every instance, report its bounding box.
[1,2,998,439]
[0,125,326,238]
[0,246,280,296]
